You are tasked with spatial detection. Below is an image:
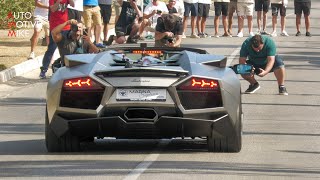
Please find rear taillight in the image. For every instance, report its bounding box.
[176,77,222,110]
[177,77,219,91]
[63,77,104,90]
[60,77,105,109]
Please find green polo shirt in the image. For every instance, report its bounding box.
[239,35,276,65]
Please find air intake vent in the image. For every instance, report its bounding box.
[124,108,158,122]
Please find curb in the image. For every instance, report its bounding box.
[0,56,43,83]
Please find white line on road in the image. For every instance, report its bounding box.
[123,139,171,180]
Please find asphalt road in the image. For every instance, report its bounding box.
[0,1,320,179]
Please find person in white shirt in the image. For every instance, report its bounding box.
[270,0,289,37]
[28,0,50,60]
[174,0,185,18]
[237,0,255,37]
[182,0,199,38]
[197,0,211,38]
[137,0,169,39]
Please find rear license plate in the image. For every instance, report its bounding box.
[116,89,166,101]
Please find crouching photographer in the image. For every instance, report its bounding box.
[51,19,100,70]
[155,14,183,47]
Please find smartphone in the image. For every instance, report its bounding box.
[232,64,253,74]
[83,29,88,36]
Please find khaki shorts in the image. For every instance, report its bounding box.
[83,6,102,28]
[228,1,237,14]
[113,1,122,16]
[237,2,254,16]
[34,16,49,36]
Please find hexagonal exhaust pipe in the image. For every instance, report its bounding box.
[124,108,158,122]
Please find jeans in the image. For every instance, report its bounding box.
[41,32,57,72]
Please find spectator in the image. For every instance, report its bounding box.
[294,0,311,36]
[214,0,231,38]
[99,0,113,45]
[28,0,50,60]
[174,0,185,18]
[113,0,123,24]
[239,34,288,95]
[270,0,289,37]
[167,0,178,14]
[227,0,237,36]
[182,0,199,38]
[83,0,105,48]
[52,19,99,65]
[106,0,142,45]
[196,0,210,38]
[155,14,183,47]
[67,0,83,22]
[255,0,270,35]
[137,0,169,39]
[236,0,254,37]
[39,0,74,79]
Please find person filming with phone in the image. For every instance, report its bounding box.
[51,19,100,67]
[155,14,183,47]
[239,34,288,95]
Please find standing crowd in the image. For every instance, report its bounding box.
[28,0,311,78]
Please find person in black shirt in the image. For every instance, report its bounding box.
[155,14,183,47]
[107,0,142,44]
[167,0,178,15]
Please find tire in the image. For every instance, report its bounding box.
[45,108,80,152]
[207,106,242,152]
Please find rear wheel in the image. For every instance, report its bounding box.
[207,106,242,152]
[45,108,80,152]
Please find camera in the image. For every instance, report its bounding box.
[157,10,162,14]
[167,38,174,43]
[71,24,78,32]
[232,64,253,75]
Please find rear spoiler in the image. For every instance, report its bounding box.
[64,54,96,67]
[196,54,227,68]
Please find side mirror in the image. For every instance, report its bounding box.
[231,64,253,74]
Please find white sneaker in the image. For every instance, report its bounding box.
[182,33,187,38]
[190,34,200,38]
[237,32,244,37]
[214,34,220,38]
[280,31,289,37]
[270,31,277,37]
[28,52,35,59]
[249,32,255,37]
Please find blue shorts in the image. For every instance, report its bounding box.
[247,55,284,73]
[184,2,198,17]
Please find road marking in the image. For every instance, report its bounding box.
[227,47,241,66]
[123,139,171,180]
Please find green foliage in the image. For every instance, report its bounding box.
[0,0,35,29]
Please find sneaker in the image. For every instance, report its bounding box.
[260,30,270,35]
[306,32,312,37]
[204,33,211,38]
[145,34,154,39]
[270,31,277,37]
[249,32,255,37]
[182,33,187,38]
[39,70,46,79]
[237,31,244,37]
[296,31,301,36]
[28,52,35,59]
[95,43,106,48]
[214,34,220,38]
[280,31,289,37]
[279,85,288,95]
[104,35,114,45]
[245,82,260,94]
[190,34,200,38]
[126,37,138,44]
[222,33,232,37]
[198,32,205,38]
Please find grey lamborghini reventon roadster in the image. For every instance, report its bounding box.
[45,44,243,152]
